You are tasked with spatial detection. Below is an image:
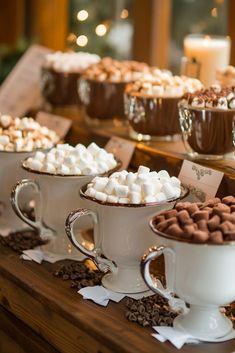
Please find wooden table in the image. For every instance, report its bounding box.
[0,244,235,353]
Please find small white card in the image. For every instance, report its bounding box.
[36,111,72,139]
[0,44,51,117]
[178,160,224,201]
[105,136,136,170]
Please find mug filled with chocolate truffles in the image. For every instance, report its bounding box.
[125,72,203,141]
[41,51,100,107]
[78,57,150,126]
[179,85,235,160]
[142,196,235,340]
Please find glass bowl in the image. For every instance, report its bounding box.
[41,67,81,106]
[179,103,235,160]
[124,92,181,141]
[79,77,128,126]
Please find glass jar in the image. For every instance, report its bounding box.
[125,92,181,141]
[179,103,235,160]
[79,77,128,126]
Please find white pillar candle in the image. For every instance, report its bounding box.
[184,35,231,87]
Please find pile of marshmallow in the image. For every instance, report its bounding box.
[85,166,181,204]
[125,73,203,98]
[0,115,59,152]
[82,57,150,82]
[216,65,235,87]
[44,51,100,73]
[23,143,117,176]
[181,85,235,110]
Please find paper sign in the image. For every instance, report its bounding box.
[36,111,72,139]
[178,160,224,201]
[0,44,51,117]
[105,136,136,170]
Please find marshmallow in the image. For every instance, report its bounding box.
[58,164,70,175]
[105,179,118,194]
[0,135,10,146]
[126,172,136,185]
[130,191,142,204]
[23,143,117,176]
[94,191,107,202]
[158,170,170,179]
[85,188,96,198]
[87,142,100,156]
[162,183,177,199]
[155,192,167,202]
[44,51,100,73]
[85,165,181,205]
[115,185,129,198]
[0,114,59,152]
[44,162,56,174]
[119,197,129,204]
[138,165,150,174]
[107,195,119,203]
[35,151,45,162]
[143,183,154,197]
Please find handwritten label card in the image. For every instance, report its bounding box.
[36,111,72,140]
[0,44,51,117]
[178,160,224,201]
[105,136,136,170]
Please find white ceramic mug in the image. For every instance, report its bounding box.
[11,161,120,258]
[141,225,235,340]
[65,185,188,293]
[0,151,34,230]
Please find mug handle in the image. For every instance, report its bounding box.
[11,179,54,241]
[141,245,189,314]
[65,208,117,274]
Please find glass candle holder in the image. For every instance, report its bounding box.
[183,34,231,87]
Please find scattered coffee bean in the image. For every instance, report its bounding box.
[0,229,46,253]
[53,260,103,290]
[125,294,177,327]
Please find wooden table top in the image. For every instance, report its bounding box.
[0,244,234,353]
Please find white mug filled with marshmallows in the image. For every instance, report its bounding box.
[11,143,119,259]
[65,166,187,293]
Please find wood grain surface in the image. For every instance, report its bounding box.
[0,244,234,353]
